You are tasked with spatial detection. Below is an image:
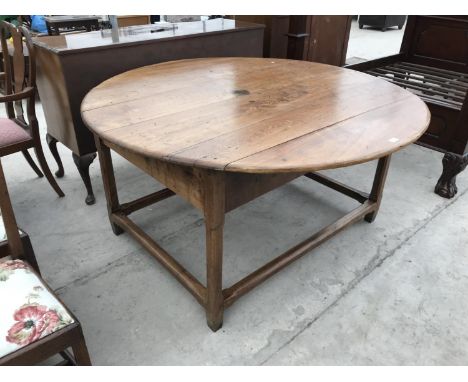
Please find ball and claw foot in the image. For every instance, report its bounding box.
[434,153,468,199]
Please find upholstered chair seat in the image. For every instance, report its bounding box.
[0,118,31,148]
[0,259,75,359]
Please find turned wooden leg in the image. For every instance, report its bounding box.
[365,155,391,223]
[203,171,225,332]
[434,153,468,199]
[71,327,92,366]
[72,152,97,205]
[22,149,43,178]
[46,133,64,178]
[94,137,123,235]
[34,142,65,198]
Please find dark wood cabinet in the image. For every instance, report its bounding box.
[347,16,468,198]
[234,15,352,66]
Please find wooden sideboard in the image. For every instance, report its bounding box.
[33,19,264,204]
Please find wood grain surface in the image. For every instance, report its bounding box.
[82,57,430,173]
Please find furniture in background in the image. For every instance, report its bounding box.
[232,16,352,66]
[0,159,91,366]
[32,18,264,205]
[358,15,407,32]
[347,16,468,198]
[164,15,201,23]
[82,57,429,331]
[0,22,64,198]
[116,15,150,27]
[44,16,101,36]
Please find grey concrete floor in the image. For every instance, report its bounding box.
[346,18,405,63]
[2,99,468,365]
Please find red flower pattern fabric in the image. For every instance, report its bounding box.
[1,260,28,271]
[6,305,61,346]
[0,260,74,359]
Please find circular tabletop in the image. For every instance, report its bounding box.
[81,57,430,173]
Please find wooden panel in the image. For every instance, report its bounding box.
[105,141,205,210]
[233,16,290,58]
[82,57,430,174]
[306,16,352,66]
[117,15,151,27]
[34,20,264,156]
[225,172,302,211]
[35,48,78,152]
[170,79,411,170]
[402,16,468,73]
[227,97,429,173]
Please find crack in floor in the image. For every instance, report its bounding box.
[256,188,467,365]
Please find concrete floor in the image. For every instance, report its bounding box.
[2,100,468,365]
[2,23,468,364]
[346,18,405,63]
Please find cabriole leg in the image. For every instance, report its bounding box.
[46,133,64,178]
[72,152,97,205]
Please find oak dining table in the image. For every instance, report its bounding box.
[81,57,430,331]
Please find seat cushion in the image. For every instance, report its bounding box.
[0,118,31,148]
[0,259,75,359]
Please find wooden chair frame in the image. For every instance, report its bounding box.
[0,21,64,198]
[0,158,90,365]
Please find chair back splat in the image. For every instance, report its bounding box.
[0,21,37,132]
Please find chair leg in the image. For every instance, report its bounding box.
[22,149,43,178]
[46,133,65,178]
[71,328,92,366]
[33,142,65,198]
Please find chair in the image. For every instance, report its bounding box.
[0,158,91,365]
[0,21,64,198]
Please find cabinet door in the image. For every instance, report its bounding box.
[308,16,352,66]
[232,15,290,58]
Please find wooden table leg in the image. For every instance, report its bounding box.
[94,137,123,235]
[365,155,391,223]
[203,171,225,332]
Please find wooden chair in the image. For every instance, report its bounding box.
[0,21,64,198]
[0,158,91,365]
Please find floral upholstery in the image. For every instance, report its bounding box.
[0,259,74,359]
